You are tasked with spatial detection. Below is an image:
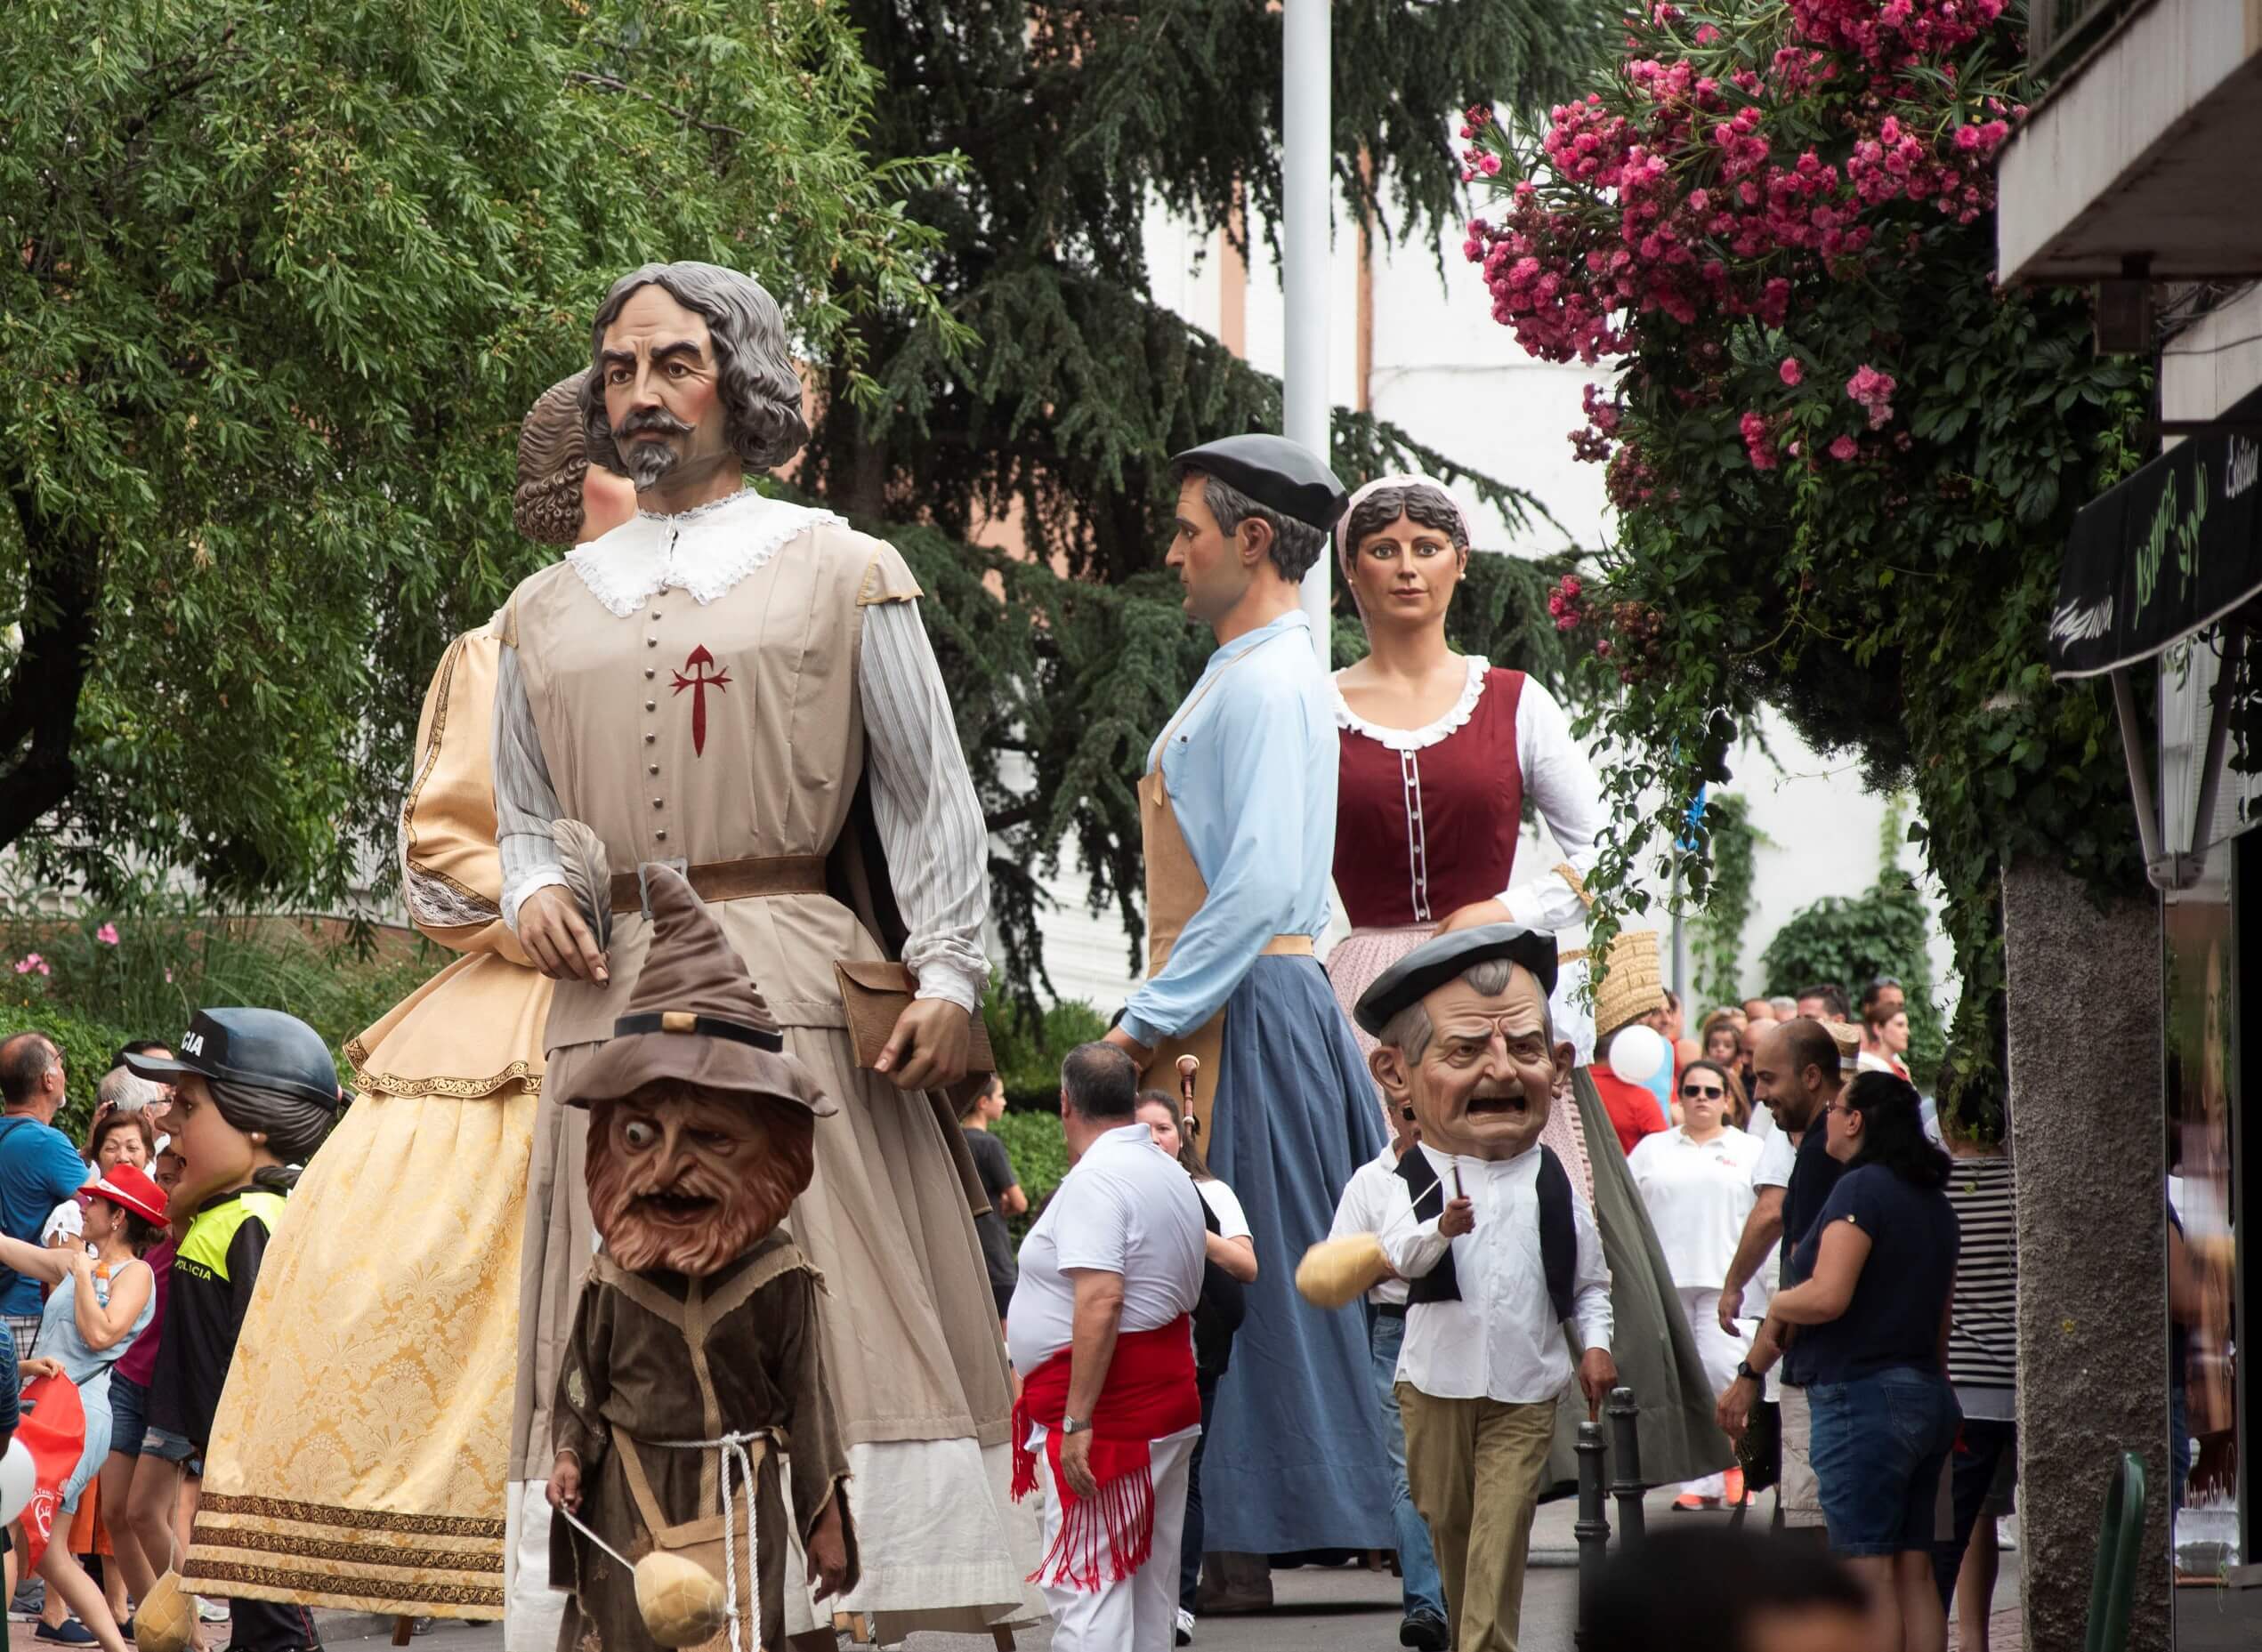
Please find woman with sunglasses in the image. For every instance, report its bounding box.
[1767,1073,1960,1652]
[1628,1060,1765,1510]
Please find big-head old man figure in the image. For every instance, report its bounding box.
[493,262,1028,1648]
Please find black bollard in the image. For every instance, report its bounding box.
[1605,1386,1646,1551]
[1573,1417,1611,1645]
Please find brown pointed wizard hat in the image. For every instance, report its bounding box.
[560,864,836,1116]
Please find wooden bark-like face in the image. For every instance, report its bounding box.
[587,1083,812,1276]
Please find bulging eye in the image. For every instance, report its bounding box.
[624,1119,658,1150]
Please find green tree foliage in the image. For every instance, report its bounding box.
[1759,886,1945,1084]
[1463,1,2149,1126]
[807,0,1600,1000]
[1,0,959,906]
[1690,792,1765,1014]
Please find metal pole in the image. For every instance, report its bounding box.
[1606,1386,1647,1551]
[1573,1419,1611,1644]
[1282,0,1332,666]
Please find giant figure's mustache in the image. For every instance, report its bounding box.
[613,407,697,490]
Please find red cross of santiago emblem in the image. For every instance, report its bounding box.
[670,644,731,756]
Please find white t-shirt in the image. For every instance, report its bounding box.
[1006,1124,1204,1374]
[1329,1146,1410,1306]
[1196,1178,1251,1243]
[1751,1124,1797,1190]
[1626,1126,1763,1292]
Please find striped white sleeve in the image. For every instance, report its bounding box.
[492,641,568,930]
[858,599,990,1014]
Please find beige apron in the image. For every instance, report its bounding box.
[1139,632,1314,1149]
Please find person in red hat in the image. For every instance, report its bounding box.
[0,1163,167,1652]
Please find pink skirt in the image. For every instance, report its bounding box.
[1326,924,1596,1203]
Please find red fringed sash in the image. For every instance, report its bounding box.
[1011,1316,1200,1591]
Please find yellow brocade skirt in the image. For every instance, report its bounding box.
[182,949,551,1618]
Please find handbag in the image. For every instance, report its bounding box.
[832,960,996,1075]
[1736,1397,1782,1494]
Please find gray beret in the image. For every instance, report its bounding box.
[1170,433,1349,533]
[1352,923,1560,1037]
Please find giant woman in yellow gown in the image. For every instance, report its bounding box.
[178,376,635,1622]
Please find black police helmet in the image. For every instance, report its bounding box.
[123,1008,342,1111]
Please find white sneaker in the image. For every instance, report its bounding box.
[195,1598,230,1624]
[1175,1607,1195,1646]
[1996,1514,2019,1552]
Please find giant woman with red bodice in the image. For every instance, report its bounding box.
[1325,474,1727,1496]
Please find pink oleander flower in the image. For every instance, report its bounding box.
[1780,357,1804,386]
[1740,409,1779,471]
[1829,435,1859,461]
[13,955,49,978]
[164,968,174,984]
[94,923,119,947]
[1845,363,1898,429]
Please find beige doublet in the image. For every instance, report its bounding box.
[497,504,1032,1639]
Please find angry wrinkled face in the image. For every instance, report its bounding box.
[586,1082,812,1276]
[1371,966,1571,1162]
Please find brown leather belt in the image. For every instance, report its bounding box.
[608,854,828,915]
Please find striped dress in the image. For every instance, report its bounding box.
[1942,1154,2016,1416]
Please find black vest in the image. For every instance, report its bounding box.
[1395,1145,1578,1324]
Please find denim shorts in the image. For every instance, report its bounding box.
[1807,1366,1961,1557]
[109,1373,150,1460]
[141,1424,205,1479]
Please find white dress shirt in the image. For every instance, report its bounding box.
[489,489,991,1012]
[1006,1124,1205,1375]
[1626,1125,1763,1293]
[1329,1146,1411,1307]
[1377,1142,1612,1404]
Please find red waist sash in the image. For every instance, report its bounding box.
[1011,1315,1200,1591]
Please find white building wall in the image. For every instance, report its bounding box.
[1018,179,1956,1022]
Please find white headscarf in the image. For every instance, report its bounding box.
[1332,472,1474,616]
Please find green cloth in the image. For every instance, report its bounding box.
[1535,1070,1733,1500]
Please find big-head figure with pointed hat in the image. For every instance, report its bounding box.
[546,866,855,1652]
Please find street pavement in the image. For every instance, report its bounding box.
[25,1489,2016,1652]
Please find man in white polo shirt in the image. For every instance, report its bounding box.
[1008,1044,1205,1651]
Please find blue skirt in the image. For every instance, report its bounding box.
[1197,955,1394,1551]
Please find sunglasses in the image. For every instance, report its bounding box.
[1680,1083,1725,1100]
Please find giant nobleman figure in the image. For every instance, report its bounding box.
[493,263,1030,1647]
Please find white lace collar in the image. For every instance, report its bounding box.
[565,488,844,616]
[1331,654,1490,753]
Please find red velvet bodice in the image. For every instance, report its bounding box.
[1332,665,1527,930]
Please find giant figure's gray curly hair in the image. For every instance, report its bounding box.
[581,262,809,476]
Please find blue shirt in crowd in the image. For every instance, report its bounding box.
[1119,611,1337,1048]
[1785,1163,1960,1387]
[0,1113,91,1317]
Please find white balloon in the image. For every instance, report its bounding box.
[0,1437,35,1527]
[1607,1022,1668,1087]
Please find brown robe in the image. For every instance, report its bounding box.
[550,1233,857,1652]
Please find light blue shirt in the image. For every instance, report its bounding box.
[1120,611,1336,1047]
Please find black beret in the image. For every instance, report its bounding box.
[1353,923,1560,1037]
[1170,433,1349,533]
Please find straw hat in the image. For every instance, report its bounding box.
[561,865,835,1116]
[1591,929,1666,1044]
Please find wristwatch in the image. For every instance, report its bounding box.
[1733,1359,1762,1386]
[1060,1415,1094,1436]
